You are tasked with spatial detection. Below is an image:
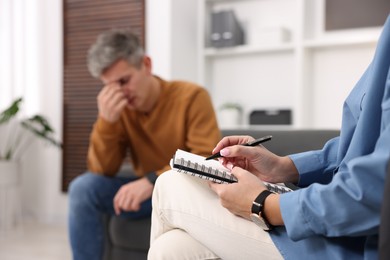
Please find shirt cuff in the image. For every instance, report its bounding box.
[289,151,323,187]
[280,190,314,241]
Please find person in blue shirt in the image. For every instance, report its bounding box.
[147,15,390,260]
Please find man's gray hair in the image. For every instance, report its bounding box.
[87,28,145,78]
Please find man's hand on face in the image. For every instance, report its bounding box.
[97,83,128,123]
[113,177,154,215]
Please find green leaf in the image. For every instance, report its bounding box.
[219,102,243,113]
[21,116,62,148]
[0,98,62,160]
[5,149,13,160]
[0,97,22,124]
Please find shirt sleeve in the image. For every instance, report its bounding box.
[87,116,128,176]
[153,87,221,177]
[280,123,390,241]
[289,137,340,187]
[184,88,221,157]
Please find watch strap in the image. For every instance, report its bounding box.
[251,190,272,214]
[146,172,158,185]
[251,190,274,229]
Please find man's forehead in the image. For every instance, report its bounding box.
[101,60,136,84]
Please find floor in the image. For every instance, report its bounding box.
[0,221,72,260]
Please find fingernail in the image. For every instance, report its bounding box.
[220,148,230,156]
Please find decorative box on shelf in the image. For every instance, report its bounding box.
[248,26,291,46]
[210,9,245,48]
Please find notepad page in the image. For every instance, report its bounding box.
[173,149,230,172]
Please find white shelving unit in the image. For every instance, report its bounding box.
[197,0,382,129]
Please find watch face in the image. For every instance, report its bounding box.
[250,213,271,231]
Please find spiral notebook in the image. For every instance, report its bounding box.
[170,149,292,194]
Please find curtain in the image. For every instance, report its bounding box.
[0,0,46,116]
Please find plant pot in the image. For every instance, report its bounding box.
[218,109,242,128]
[0,161,22,233]
[0,161,19,186]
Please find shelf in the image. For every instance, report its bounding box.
[198,0,381,128]
[204,43,295,57]
[303,28,381,49]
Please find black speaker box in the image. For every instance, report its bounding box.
[249,109,292,125]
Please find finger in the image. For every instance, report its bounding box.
[98,84,120,102]
[113,194,121,215]
[220,157,246,169]
[98,88,128,122]
[100,83,125,105]
[105,87,126,109]
[208,181,228,196]
[130,199,141,211]
[97,87,111,109]
[212,135,254,154]
[220,144,262,160]
[107,95,128,116]
[121,195,133,212]
[230,166,249,178]
[208,181,219,193]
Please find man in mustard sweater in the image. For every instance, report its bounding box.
[67,29,221,260]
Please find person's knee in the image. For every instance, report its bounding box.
[155,169,175,186]
[148,229,187,260]
[68,172,102,206]
[148,229,218,260]
[152,170,179,206]
[154,170,185,196]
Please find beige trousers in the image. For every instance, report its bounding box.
[148,170,283,260]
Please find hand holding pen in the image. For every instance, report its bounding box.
[206,135,272,160]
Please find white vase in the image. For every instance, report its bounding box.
[218,109,242,128]
[0,161,19,186]
[0,161,22,233]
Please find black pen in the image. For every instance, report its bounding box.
[205,135,272,160]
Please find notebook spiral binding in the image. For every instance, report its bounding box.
[174,157,237,184]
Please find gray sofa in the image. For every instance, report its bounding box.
[103,128,340,260]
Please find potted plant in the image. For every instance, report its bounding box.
[218,102,243,128]
[0,98,62,230]
[0,97,62,161]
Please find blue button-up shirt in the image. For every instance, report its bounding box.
[270,15,390,260]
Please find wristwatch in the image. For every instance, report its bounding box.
[250,190,274,231]
[146,172,158,185]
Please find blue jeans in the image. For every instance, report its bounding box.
[68,172,152,260]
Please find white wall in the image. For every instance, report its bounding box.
[310,45,375,128]
[146,0,198,82]
[0,0,66,224]
[20,0,66,224]
[146,0,172,79]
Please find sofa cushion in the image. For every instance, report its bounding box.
[104,217,150,260]
[109,217,151,251]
